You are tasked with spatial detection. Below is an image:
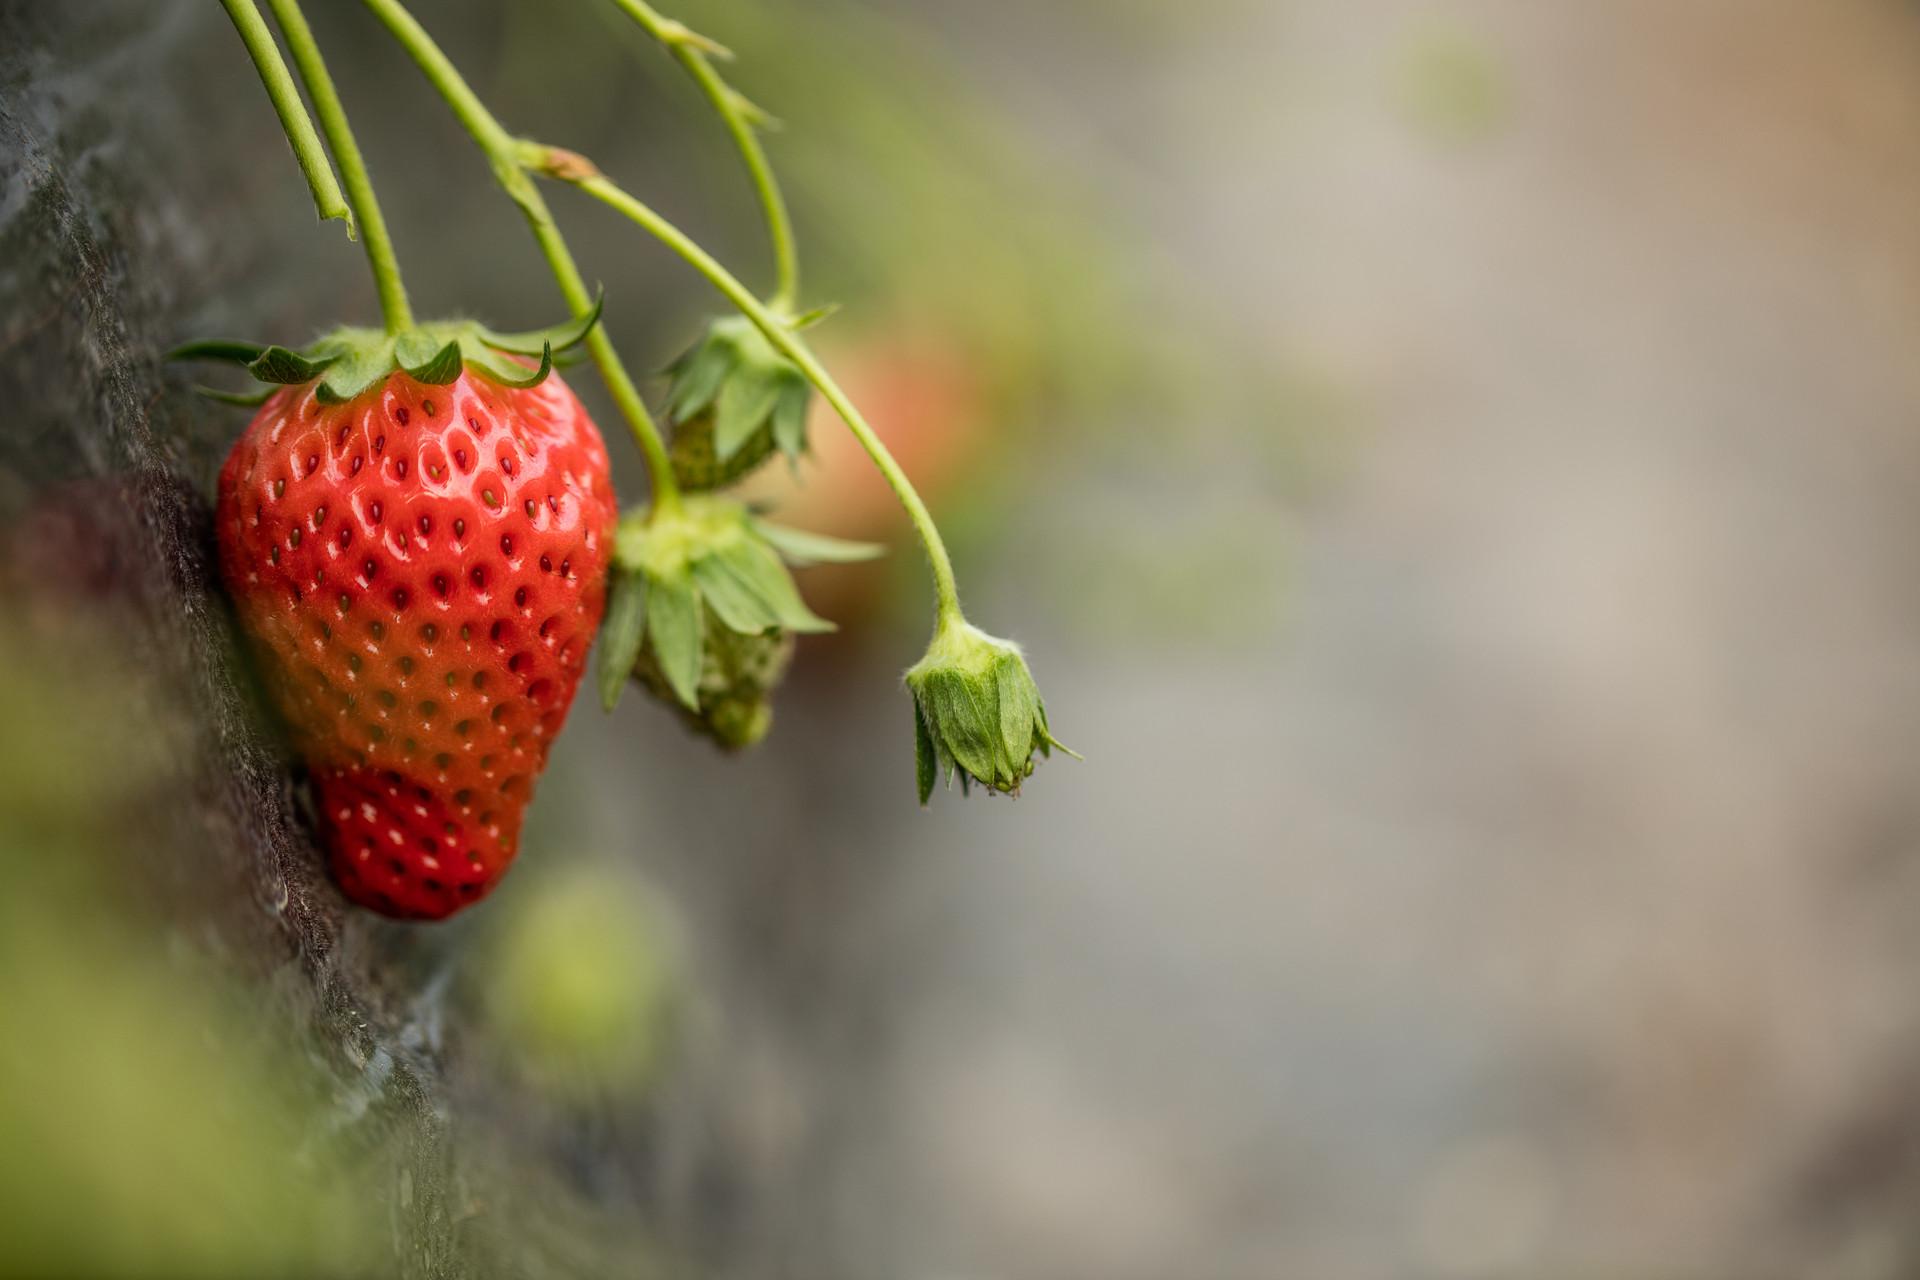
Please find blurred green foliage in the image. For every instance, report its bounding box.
[1395,18,1511,144]
[0,624,377,1278]
[480,867,681,1100]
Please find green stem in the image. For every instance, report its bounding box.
[604,0,799,312]
[355,0,681,513]
[217,0,352,235]
[264,0,413,333]
[556,166,962,624]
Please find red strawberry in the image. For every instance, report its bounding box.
[214,367,614,919]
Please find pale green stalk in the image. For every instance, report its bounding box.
[356,0,681,512]
[602,0,799,311]
[263,0,413,332]
[216,0,352,235]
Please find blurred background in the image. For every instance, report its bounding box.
[9,0,1920,1275]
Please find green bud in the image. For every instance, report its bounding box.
[906,621,1077,803]
[662,315,811,491]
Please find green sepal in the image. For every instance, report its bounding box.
[311,338,396,405]
[769,378,811,459]
[693,539,833,636]
[750,520,885,565]
[665,336,732,421]
[645,572,703,711]
[995,653,1037,783]
[719,536,834,633]
[396,336,464,386]
[166,340,267,365]
[479,343,555,390]
[598,569,649,712]
[788,303,839,332]
[712,366,784,461]
[249,345,339,385]
[170,297,600,407]
[476,289,604,357]
[662,316,815,484]
[913,701,937,806]
[688,553,782,636]
[191,384,278,407]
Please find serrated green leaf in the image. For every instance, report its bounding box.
[478,289,605,356]
[247,345,338,385]
[914,699,937,805]
[689,554,783,636]
[770,378,811,459]
[713,537,834,634]
[396,336,464,386]
[597,569,648,712]
[713,368,782,460]
[751,520,885,565]
[167,340,268,366]
[666,336,734,422]
[646,572,703,710]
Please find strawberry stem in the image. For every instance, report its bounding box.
[357,0,962,625]
[356,0,682,515]
[603,1,801,314]
[558,168,964,625]
[264,0,414,334]
[217,0,353,237]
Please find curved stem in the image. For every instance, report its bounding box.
[356,0,680,512]
[265,0,413,333]
[552,164,962,624]
[604,0,799,311]
[217,0,352,235]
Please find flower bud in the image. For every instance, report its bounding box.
[906,621,1076,803]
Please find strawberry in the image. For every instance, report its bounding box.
[187,313,614,919]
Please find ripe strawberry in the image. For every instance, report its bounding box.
[214,365,614,919]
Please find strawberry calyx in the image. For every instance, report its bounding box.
[170,292,604,406]
[663,315,813,490]
[595,495,882,744]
